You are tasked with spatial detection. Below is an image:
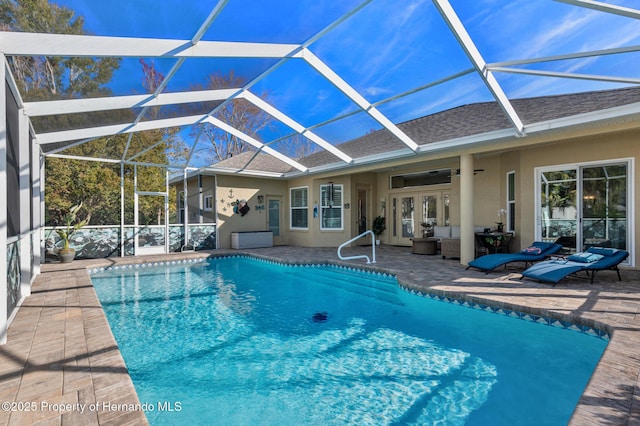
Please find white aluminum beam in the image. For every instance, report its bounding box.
[128,0,230,161]
[0,32,301,58]
[24,88,239,117]
[302,48,419,152]
[206,116,308,172]
[47,153,121,163]
[433,0,525,136]
[37,114,207,144]
[555,0,640,19]
[489,45,640,68]
[180,0,374,170]
[489,66,640,85]
[240,90,353,164]
[202,166,285,178]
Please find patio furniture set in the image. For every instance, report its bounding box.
[411,225,513,259]
[466,242,629,285]
[411,227,629,285]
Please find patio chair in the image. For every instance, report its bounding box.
[520,247,629,285]
[466,241,562,273]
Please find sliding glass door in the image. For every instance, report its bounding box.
[538,160,630,257]
[581,164,627,250]
[540,169,577,250]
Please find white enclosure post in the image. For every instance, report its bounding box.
[120,162,125,256]
[0,56,8,344]
[165,169,169,253]
[18,103,31,297]
[133,164,138,255]
[459,153,475,265]
[183,169,189,247]
[31,133,42,277]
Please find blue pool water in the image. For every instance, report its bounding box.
[90,257,607,425]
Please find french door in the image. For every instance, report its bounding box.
[390,192,445,245]
[538,160,630,258]
[390,196,415,245]
[267,196,284,245]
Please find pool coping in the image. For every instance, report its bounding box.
[5,246,640,424]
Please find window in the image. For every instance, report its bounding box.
[537,159,631,258]
[204,195,213,211]
[290,186,308,229]
[178,191,185,223]
[320,184,343,230]
[390,169,451,189]
[507,172,515,232]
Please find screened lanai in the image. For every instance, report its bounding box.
[1,0,640,341]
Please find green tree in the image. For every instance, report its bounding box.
[0,0,120,101]
[1,0,184,226]
[0,0,122,226]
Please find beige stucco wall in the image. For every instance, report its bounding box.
[194,125,638,267]
[516,129,638,266]
[215,175,287,249]
[286,175,354,247]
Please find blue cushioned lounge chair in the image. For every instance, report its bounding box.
[520,247,629,285]
[466,241,562,273]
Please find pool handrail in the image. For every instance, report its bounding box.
[337,230,376,264]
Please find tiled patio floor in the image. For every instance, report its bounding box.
[2,245,640,425]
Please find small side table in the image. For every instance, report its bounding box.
[411,238,438,255]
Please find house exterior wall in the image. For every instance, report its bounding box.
[201,176,216,223]
[195,126,638,268]
[516,128,638,267]
[286,175,354,248]
[215,175,287,249]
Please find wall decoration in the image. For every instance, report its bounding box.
[234,199,250,216]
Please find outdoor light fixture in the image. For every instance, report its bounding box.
[454,169,485,176]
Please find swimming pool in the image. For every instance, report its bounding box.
[90,256,607,425]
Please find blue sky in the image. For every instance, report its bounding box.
[51,0,640,163]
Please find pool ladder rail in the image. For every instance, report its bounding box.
[337,230,376,264]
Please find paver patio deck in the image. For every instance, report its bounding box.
[1,245,640,425]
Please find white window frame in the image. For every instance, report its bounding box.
[320,183,344,231]
[507,171,515,232]
[178,191,185,223]
[204,194,213,211]
[534,157,634,266]
[290,186,308,230]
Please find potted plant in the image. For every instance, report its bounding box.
[55,202,90,263]
[496,208,506,232]
[372,216,386,245]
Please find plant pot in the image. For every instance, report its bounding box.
[375,239,381,246]
[58,248,76,263]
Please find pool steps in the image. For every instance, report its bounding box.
[88,254,609,340]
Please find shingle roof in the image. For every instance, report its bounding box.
[212,150,294,174]
[213,86,640,175]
